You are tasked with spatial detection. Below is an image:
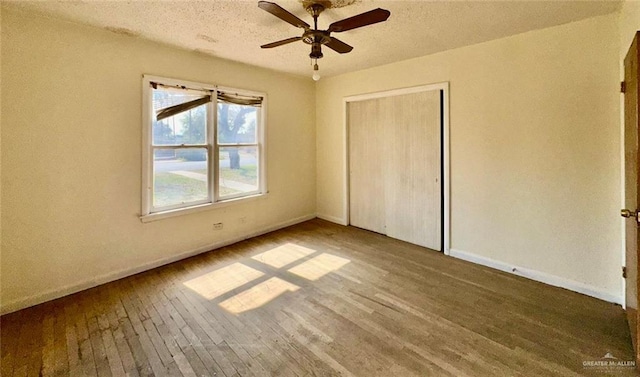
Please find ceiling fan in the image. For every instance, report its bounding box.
[258,0,390,80]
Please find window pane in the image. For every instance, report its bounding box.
[153,149,209,208]
[217,103,257,144]
[153,87,207,145]
[219,146,258,198]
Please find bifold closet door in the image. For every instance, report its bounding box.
[348,90,441,250]
[383,91,441,249]
[348,98,386,234]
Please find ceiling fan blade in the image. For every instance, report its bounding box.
[328,8,390,33]
[325,37,353,54]
[258,1,310,29]
[261,36,303,49]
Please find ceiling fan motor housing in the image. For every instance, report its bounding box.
[302,30,331,45]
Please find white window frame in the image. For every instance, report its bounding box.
[140,75,267,222]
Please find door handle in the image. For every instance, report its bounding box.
[621,209,639,218]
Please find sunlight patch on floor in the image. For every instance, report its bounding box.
[219,277,299,314]
[251,243,316,268]
[183,262,264,300]
[288,253,351,281]
[185,244,350,313]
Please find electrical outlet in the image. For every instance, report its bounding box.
[213,222,223,230]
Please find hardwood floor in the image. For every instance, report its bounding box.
[1,219,636,376]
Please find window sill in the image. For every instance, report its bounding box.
[140,192,268,223]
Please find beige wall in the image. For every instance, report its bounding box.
[0,8,316,313]
[316,14,622,300]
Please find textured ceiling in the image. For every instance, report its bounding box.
[5,0,621,79]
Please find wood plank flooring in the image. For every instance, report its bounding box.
[1,219,637,376]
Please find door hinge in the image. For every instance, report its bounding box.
[621,81,626,93]
[623,266,627,279]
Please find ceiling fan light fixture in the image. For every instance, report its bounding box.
[310,43,323,59]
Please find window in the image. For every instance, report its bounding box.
[141,75,266,220]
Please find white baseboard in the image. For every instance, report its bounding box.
[0,213,317,315]
[316,213,348,226]
[449,248,623,305]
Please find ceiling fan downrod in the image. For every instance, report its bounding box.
[305,2,328,59]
